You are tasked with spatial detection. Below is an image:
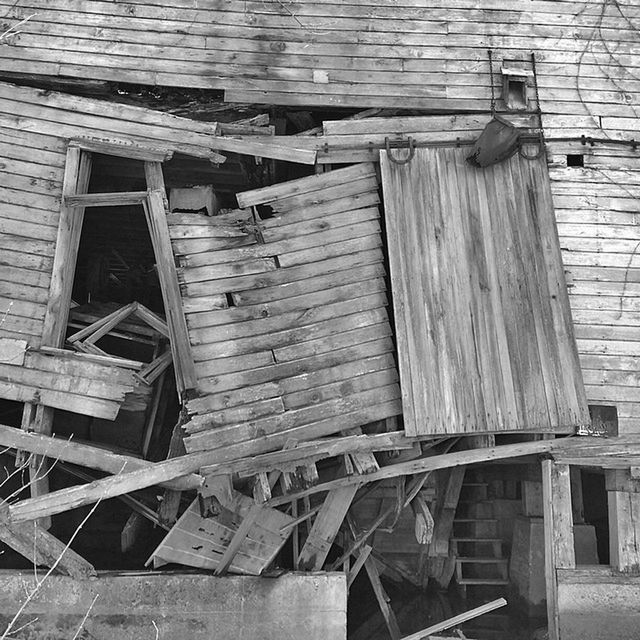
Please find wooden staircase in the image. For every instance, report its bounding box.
[450,478,513,639]
[452,480,510,597]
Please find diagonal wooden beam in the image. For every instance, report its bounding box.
[3,436,619,525]
[0,516,95,579]
[0,424,201,492]
[297,484,359,571]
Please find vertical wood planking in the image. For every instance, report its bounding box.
[380,147,589,436]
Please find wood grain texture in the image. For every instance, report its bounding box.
[0,348,138,419]
[381,147,589,436]
[0,0,639,125]
[170,164,401,454]
[549,151,640,434]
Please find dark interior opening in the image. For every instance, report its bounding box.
[567,154,585,167]
[588,404,618,436]
[581,469,609,564]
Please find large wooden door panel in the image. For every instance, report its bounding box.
[380,147,589,436]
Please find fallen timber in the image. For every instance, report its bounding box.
[0,429,632,524]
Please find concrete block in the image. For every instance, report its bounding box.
[0,571,346,640]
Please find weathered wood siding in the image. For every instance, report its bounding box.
[0,81,219,349]
[381,146,589,436]
[172,164,401,455]
[548,144,640,434]
[0,0,638,124]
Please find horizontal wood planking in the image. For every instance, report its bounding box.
[168,164,400,452]
[0,80,237,349]
[1,0,640,124]
[550,153,640,433]
[0,347,138,418]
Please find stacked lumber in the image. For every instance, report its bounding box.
[0,0,638,127]
[168,163,402,455]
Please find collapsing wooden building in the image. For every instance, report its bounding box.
[1,1,640,638]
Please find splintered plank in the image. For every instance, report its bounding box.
[380,146,589,437]
[148,492,294,575]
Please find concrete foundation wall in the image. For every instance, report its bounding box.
[0,571,346,639]
[558,568,640,640]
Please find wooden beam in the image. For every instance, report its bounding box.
[42,146,92,347]
[606,469,640,573]
[210,136,316,165]
[364,556,401,640]
[297,485,358,571]
[200,432,413,487]
[399,598,507,640]
[542,459,575,640]
[214,503,263,576]
[0,517,96,580]
[347,544,372,589]
[428,467,466,557]
[3,437,620,525]
[0,424,201,492]
[268,439,567,506]
[70,138,173,162]
[64,191,148,207]
[142,173,197,394]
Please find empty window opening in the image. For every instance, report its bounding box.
[587,405,618,437]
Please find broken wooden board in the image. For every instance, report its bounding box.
[380,146,590,436]
[0,347,139,419]
[148,491,294,575]
[171,163,401,456]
